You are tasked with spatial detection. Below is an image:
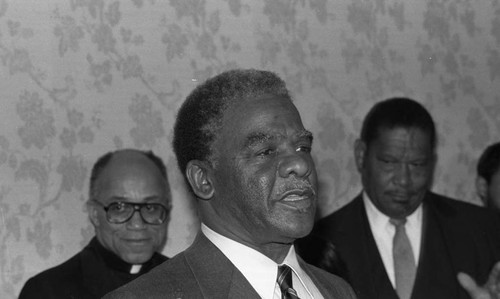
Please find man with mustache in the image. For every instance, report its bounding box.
[104,69,356,298]
[299,98,500,299]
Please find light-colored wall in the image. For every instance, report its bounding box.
[1,0,499,297]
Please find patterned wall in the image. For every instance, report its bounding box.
[1,0,499,297]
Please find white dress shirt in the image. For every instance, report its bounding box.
[201,223,324,299]
[363,192,423,287]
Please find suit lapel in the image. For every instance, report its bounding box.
[299,257,329,297]
[226,268,262,298]
[298,256,356,298]
[184,233,261,298]
[411,194,468,299]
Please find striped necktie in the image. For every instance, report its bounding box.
[390,218,416,299]
[277,265,300,299]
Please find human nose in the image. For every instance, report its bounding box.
[126,209,147,229]
[278,152,313,178]
[394,163,411,187]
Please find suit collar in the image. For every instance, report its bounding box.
[184,233,261,298]
[198,226,322,299]
[201,223,279,298]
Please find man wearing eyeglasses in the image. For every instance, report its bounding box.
[19,149,171,299]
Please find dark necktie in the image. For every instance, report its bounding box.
[390,218,416,299]
[277,265,300,299]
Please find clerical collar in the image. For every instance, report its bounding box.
[90,237,144,274]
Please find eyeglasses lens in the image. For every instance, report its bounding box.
[106,202,167,224]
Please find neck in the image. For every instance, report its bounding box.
[258,242,293,263]
[202,221,293,264]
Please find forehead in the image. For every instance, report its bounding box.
[371,127,433,153]
[96,154,167,199]
[221,95,305,138]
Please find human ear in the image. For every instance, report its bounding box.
[186,160,215,200]
[87,201,101,227]
[354,139,366,172]
[476,176,488,206]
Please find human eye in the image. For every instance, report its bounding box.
[296,145,312,153]
[410,160,428,169]
[108,202,127,212]
[379,157,394,164]
[256,147,277,157]
[378,157,397,169]
[144,204,158,212]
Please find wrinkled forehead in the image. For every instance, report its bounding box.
[223,95,304,131]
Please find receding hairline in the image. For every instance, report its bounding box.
[88,149,170,203]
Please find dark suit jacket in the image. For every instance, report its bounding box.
[18,237,167,299]
[302,192,500,299]
[104,232,357,299]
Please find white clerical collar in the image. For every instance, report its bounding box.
[201,223,310,299]
[129,264,142,274]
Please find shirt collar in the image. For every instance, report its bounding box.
[202,223,293,299]
[91,237,145,274]
[280,246,315,298]
[363,191,423,228]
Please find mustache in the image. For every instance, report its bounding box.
[276,179,315,195]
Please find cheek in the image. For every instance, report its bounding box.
[106,223,126,237]
[308,162,318,188]
[368,170,390,190]
[241,165,274,194]
[366,160,386,181]
[411,169,433,188]
[151,226,167,241]
[97,213,115,231]
[256,175,273,192]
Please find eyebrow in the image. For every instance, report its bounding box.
[243,129,313,148]
[107,195,165,202]
[299,130,314,142]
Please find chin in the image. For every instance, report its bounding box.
[285,224,313,240]
[123,253,153,265]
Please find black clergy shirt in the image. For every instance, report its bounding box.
[18,237,168,299]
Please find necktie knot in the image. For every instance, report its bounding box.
[277,265,299,299]
[390,217,407,227]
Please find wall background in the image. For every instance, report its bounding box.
[1,0,499,297]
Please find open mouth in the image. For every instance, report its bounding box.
[281,188,314,200]
[279,188,315,210]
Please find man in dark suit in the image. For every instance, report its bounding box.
[299,98,500,299]
[19,149,171,299]
[104,69,356,298]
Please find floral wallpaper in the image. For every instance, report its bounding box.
[1,0,499,297]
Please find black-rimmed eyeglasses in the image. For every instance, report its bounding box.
[92,200,170,225]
